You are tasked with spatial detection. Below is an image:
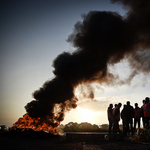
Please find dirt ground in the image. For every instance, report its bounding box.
[0,135,150,150]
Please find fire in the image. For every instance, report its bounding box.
[11,114,58,135]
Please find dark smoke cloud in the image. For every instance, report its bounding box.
[128,49,150,73]
[77,84,95,100]
[25,0,150,127]
[25,77,78,126]
[111,0,150,49]
[110,0,150,83]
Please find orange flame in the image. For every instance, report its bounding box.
[12,114,58,135]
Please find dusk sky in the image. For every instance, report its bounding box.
[1,0,150,127]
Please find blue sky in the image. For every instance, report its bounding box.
[0,0,149,127]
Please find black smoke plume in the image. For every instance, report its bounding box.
[25,0,150,127]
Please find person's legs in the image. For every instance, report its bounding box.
[124,118,127,135]
[137,118,140,129]
[116,121,121,133]
[123,119,126,134]
[128,119,132,134]
[147,117,150,129]
[130,118,134,135]
[145,117,148,129]
[113,120,117,134]
[142,117,145,128]
[126,119,130,135]
[109,119,113,133]
[134,118,137,132]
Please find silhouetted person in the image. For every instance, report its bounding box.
[107,104,113,134]
[143,97,150,129]
[124,101,135,135]
[113,103,122,134]
[134,103,141,132]
[114,104,117,107]
[121,104,127,135]
[141,100,145,128]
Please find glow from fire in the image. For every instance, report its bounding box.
[11,114,58,135]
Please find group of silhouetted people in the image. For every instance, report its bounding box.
[107,97,150,135]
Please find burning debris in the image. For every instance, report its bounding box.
[12,0,150,133]
[12,114,58,135]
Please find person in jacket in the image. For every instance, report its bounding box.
[124,101,135,135]
[141,100,145,128]
[134,103,141,132]
[143,97,150,129]
[113,103,122,134]
[107,104,113,134]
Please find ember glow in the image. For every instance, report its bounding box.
[11,114,58,135]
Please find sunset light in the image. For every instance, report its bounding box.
[79,108,93,122]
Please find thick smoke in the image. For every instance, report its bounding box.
[25,0,150,127]
[111,0,150,49]
[76,84,95,100]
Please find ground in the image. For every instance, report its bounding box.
[0,135,150,150]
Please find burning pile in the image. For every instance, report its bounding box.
[12,0,150,133]
[11,114,58,135]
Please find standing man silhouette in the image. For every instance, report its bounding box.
[113,103,122,134]
[107,104,113,134]
[125,101,135,135]
[143,97,150,129]
[141,100,145,128]
[134,103,141,132]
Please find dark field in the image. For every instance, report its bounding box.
[0,133,150,150]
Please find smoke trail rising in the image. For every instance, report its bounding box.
[25,0,150,127]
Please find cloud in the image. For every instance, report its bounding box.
[77,96,127,112]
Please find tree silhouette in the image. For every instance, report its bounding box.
[63,122,109,132]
